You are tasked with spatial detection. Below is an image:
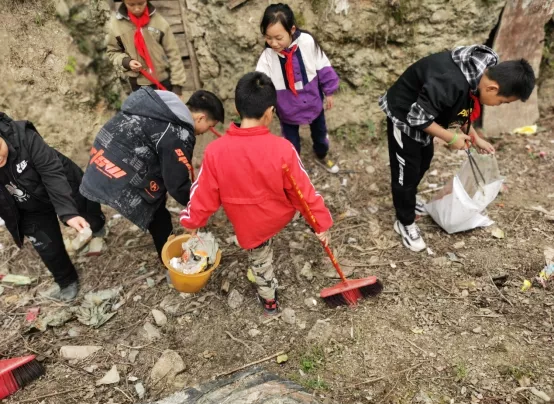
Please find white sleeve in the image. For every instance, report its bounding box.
[255,50,272,77]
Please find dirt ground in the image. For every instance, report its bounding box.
[1,2,554,404]
[1,121,553,404]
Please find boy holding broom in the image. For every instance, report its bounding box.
[179,72,333,315]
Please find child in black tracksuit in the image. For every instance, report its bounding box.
[0,113,105,301]
[379,45,535,252]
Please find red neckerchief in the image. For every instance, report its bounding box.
[280,45,298,96]
[469,93,481,122]
[128,7,157,81]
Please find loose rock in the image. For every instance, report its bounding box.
[152,309,167,327]
[248,329,261,337]
[307,319,332,343]
[128,350,139,364]
[150,350,186,389]
[227,289,243,309]
[300,262,314,281]
[304,297,318,308]
[135,382,146,399]
[282,308,296,325]
[60,345,101,360]
[143,322,161,341]
[96,365,120,386]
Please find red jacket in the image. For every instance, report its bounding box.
[179,123,333,249]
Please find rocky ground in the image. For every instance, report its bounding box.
[1,123,553,404]
[1,1,554,403]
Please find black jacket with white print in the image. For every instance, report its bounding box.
[80,87,196,230]
[0,113,83,247]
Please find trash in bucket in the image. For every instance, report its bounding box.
[169,232,218,274]
[161,233,221,293]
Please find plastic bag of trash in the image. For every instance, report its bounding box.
[170,232,219,274]
[425,152,503,234]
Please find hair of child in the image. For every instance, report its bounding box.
[260,3,322,55]
[187,90,225,122]
[234,72,277,119]
[485,59,535,102]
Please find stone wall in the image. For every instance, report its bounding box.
[184,0,505,130]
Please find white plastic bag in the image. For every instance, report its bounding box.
[424,153,503,234]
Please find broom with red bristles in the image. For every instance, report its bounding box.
[283,164,383,307]
[0,355,45,399]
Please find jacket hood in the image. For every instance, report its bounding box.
[0,112,20,157]
[451,45,499,92]
[121,88,194,129]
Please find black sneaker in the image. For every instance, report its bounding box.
[257,291,280,316]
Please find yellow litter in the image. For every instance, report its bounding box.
[512,125,537,135]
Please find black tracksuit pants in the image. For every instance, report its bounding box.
[22,196,105,288]
[387,118,434,226]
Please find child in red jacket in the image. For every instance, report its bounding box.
[180,72,333,315]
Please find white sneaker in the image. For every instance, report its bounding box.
[415,200,428,216]
[315,156,340,174]
[394,221,426,252]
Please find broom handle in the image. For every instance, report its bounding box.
[282,164,348,283]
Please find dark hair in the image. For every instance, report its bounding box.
[186,90,225,122]
[260,3,321,54]
[485,59,535,102]
[235,72,276,119]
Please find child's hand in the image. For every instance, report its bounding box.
[316,231,330,246]
[448,132,471,150]
[67,216,91,232]
[129,60,142,72]
[473,136,495,154]
[325,95,334,110]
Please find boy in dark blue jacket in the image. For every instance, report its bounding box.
[380,45,535,252]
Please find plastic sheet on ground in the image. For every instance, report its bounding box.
[71,287,122,328]
[425,152,503,234]
[30,308,73,332]
[170,232,219,274]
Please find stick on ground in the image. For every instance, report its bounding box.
[18,388,81,403]
[487,271,514,307]
[215,351,285,378]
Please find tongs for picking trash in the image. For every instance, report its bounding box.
[465,148,486,190]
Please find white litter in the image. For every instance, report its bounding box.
[425,153,503,234]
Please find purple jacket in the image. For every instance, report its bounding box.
[256,32,340,125]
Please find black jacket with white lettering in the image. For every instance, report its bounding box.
[80,88,195,230]
[0,113,82,247]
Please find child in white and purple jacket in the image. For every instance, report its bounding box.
[256,3,340,173]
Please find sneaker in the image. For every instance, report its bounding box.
[393,220,426,252]
[257,291,280,316]
[40,281,79,301]
[315,156,340,174]
[415,200,428,216]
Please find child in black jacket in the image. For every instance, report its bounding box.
[379,45,535,252]
[0,113,105,301]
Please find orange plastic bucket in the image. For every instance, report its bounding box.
[161,234,221,293]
